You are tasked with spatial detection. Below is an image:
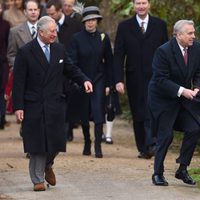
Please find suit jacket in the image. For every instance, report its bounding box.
[148,38,200,133]
[114,15,168,121]
[12,39,89,153]
[7,22,32,67]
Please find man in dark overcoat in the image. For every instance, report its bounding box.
[46,0,83,141]
[148,20,200,186]
[113,0,168,158]
[12,16,92,191]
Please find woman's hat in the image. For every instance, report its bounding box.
[82,6,102,23]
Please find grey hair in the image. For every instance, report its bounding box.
[37,16,56,31]
[173,20,194,36]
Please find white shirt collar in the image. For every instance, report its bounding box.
[37,37,50,51]
[58,13,65,26]
[27,21,37,32]
[177,41,187,56]
[136,14,149,26]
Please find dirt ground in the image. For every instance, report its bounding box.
[0,115,200,200]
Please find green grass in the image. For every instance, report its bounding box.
[188,168,200,187]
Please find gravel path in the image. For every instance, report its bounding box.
[0,115,200,200]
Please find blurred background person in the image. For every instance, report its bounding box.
[67,6,113,158]
[3,0,14,10]
[46,0,83,142]
[3,0,26,114]
[3,0,26,27]
[5,0,40,118]
[0,0,10,129]
[62,0,83,21]
[39,0,48,17]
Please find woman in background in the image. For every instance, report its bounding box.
[67,6,113,158]
[3,0,26,27]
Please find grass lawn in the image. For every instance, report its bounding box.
[189,168,200,187]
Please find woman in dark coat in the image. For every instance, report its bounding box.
[67,6,113,158]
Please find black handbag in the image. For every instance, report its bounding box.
[106,88,116,121]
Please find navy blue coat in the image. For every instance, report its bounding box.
[12,39,89,153]
[148,38,200,133]
[114,15,168,121]
[67,29,113,124]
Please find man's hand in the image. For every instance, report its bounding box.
[181,88,199,100]
[116,82,125,94]
[84,81,93,93]
[15,110,24,122]
[105,87,110,96]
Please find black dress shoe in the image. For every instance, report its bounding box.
[175,170,196,185]
[152,174,168,186]
[147,145,156,157]
[95,153,103,158]
[105,137,113,144]
[138,152,152,159]
[82,141,91,156]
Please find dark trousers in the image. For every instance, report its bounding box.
[126,72,154,153]
[154,108,200,174]
[133,119,154,153]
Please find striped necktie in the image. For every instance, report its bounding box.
[31,26,37,39]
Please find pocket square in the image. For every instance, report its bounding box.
[59,59,63,63]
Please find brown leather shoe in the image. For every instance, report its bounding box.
[33,183,46,191]
[45,168,56,186]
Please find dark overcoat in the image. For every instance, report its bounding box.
[57,15,83,50]
[57,15,83,123]
[148,38,200,133]
[114,15,168,121]
[12,39,89,153]
[67,29,113,124]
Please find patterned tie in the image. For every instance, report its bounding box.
[141,21,145,34]
[31,26,37,39]
[44,45,50,62]
[183,48,188,65]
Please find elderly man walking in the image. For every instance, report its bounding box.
[12,16,92,191]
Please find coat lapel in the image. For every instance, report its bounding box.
[171,38,188,78]
[144,15,155,39]
[129,15,156,40]
[31,39,49,71]
[43,43,58,84]
[129,16,144,40]
[18,23,33,44]
[186,46,195,79]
